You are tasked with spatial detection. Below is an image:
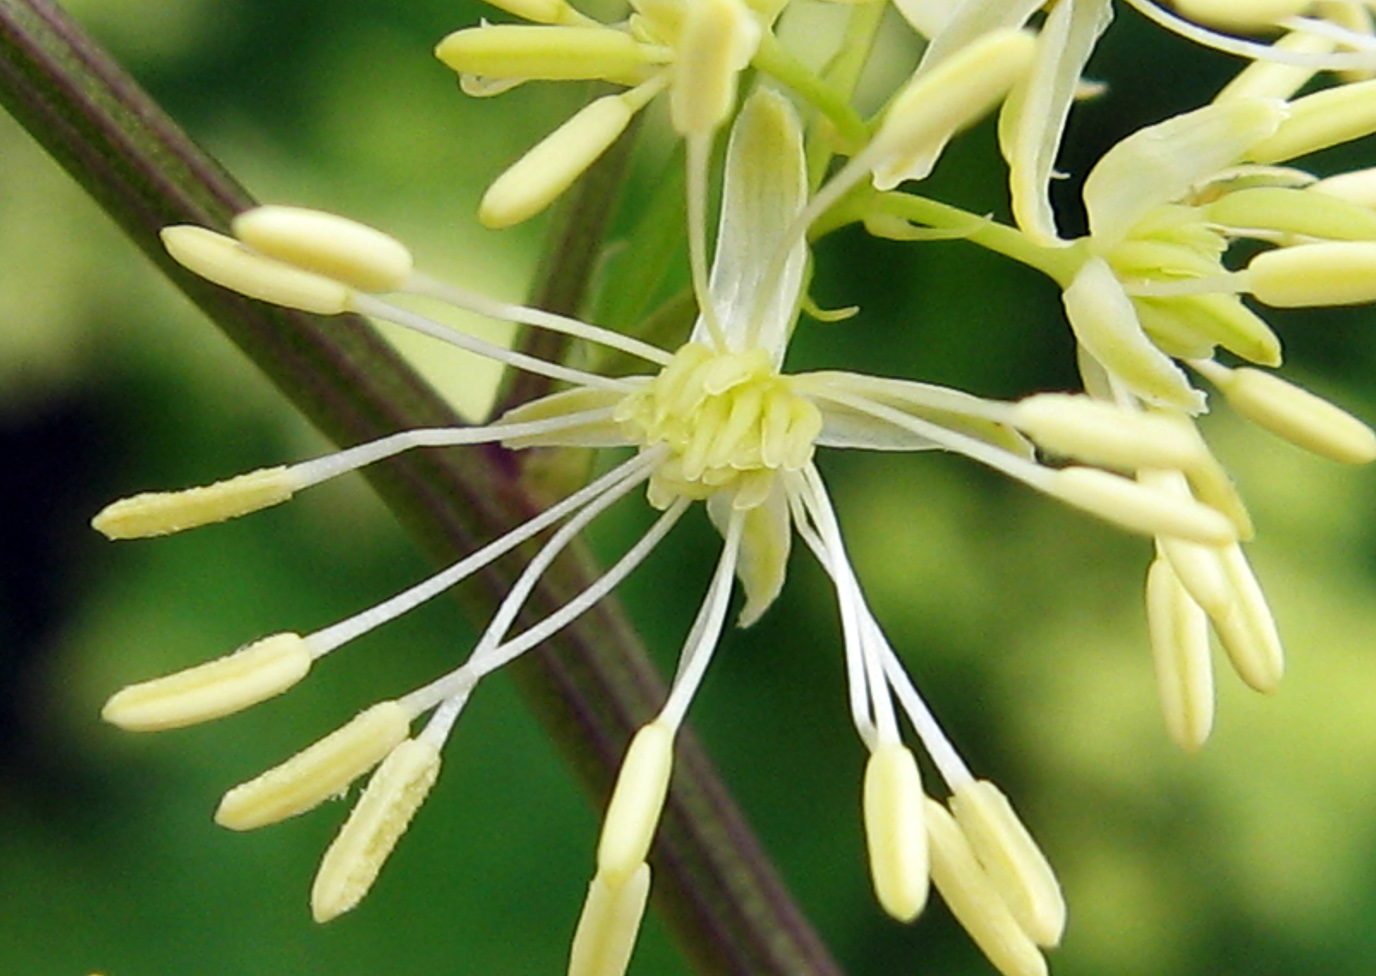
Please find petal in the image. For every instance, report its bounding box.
[1062,258,1206,411]
[1083,98,1286,249]
[691,87,808,361]
[1003,0,1113,244]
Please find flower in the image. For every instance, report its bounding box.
[88,81,1275,976]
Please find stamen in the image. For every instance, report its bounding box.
[949,779,1066,948]
[596,721,676,884]
[311,737,442,922]
[406,274,673,365]
[162,226,352,315]
[863,743,929,922]
[1118,0,1376,71]
[349,294,638,392]
[1189,359,1376,463]
[567,864,652,976]
[657,507,746,729]
[215,700,412,831]
[309,453,659,658]
[92,465,296,539]
[925,798,1049,976]
[231,206,414,294]
[1145,557,1215,751]
[102,632,312,731]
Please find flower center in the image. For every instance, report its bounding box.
[616,342,823,510]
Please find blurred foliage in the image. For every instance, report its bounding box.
[2,2,1376,976]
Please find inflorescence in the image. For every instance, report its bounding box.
[94,3,1376,976]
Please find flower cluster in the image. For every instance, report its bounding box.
[94,3,1376,976]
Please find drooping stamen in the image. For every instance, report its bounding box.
[657,507,747,729]
[308,452,659,659]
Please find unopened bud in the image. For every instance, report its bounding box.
[216,701,411,831]
[567,865,652,976]
[596,722,675,884]
[863,744,928,922]
[480,93,637,228]
[1051,467,1236,545]
[162,226,352,315]
[434,26,657,83]
[102,633,311,732]
[1145,559,1215,751]
[1248,242,1376,308]
[926,798,1048,976]
[950,779,1065,947]
[312,738,442,922]
[232,207,413,293]
[92,466,294,540]
[1200,362,1376,464]
[1013,394,1206,472]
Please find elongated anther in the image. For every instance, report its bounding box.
[596,722,675,884]
[232,207,414,293]
[216,701,411,831]
[102,633,312,732]
[567,865,652,976]
[162,226,352,314]
[312,738,442,922]
[1051,467,1236,545]
[92,466,295,539]
[950,779,1065,947]
[863,744,929,922]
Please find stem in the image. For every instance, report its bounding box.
[840,188,1089,283]
[0,3,845,976]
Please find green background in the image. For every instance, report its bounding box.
[3,2,1376,975]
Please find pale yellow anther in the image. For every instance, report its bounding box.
[1312,168,1376,210]
[567,865,652,976]
[1145,559,1215,751]
[1213,544,1285,693]
[92,466,294,540]
[481,92,638,228]
[1214,31,1335,103]
[311,738,442,922]
[484,0,584,25]
[1246,79,1376,164]
[1248,242,1376,308]
[434,26,659,83]
[950,780,1065,948]
[1013,394,1207,472]
[231,206,414,293]
[925,798,1048,976]
[863,744,929,922]
[215,701,411,831]
[871,30,1035,190]
[102,633,311,732]
[1155,532,1231,619]
[596,721,675,885]
[1206,186,1376,242]
[668,0,761,137]
[1051,467,1237,545]
[161,226,352,315]
[1199,362,1376,464]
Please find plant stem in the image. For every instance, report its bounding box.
[0,2,846,974]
